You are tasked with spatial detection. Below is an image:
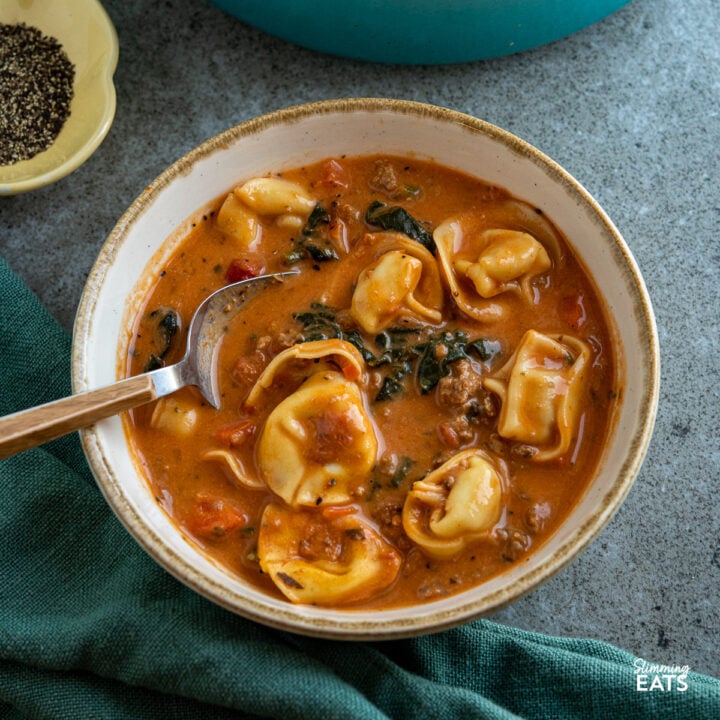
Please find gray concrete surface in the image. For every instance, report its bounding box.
[1,0,718,678]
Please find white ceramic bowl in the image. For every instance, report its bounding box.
[73,99,659,639]
[0,0,118,195]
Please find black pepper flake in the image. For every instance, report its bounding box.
[344,528,365,541]
[276,572,303,589]
[0,23,75,165]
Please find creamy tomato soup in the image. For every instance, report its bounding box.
[124,155,617,609]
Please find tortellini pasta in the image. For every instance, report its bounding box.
[235,177,316,217]
[202,449,265,490]
[350,232,443,334]
[150,396,198,436]
[246,340,378,505]
[213,176,319,244]
[216,192,261,250]
[258,503,401,605]
[453,229,551,299]
[482,329,591,461]
[244,339,365,410]
[434,219,553,322]
[256,370,378,507]
[402,449,505,559]
[242,339,376,506]
[216,176,317,250]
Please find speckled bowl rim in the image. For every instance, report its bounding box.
[0,0,118,195]
[73,98,660,639]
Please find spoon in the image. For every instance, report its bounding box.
[0,271,298,460]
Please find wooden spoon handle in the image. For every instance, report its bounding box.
[0,374,157,460]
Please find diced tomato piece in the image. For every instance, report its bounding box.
[214,419,257,447]
[437,422,461,449]
[319,158,348,188]
[328,217,347,249]
[559,294,587,330]
[186,493,248,539]
[232,356,263,386]
[225,259,260,284]
[333,353,361,381]
[321,504,358,520]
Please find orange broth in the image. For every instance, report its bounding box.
[124,155,617,609]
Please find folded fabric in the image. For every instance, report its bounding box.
[1,254,717,720]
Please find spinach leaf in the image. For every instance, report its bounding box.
[293,303,370,360]
[375,363,412,402]
[143,307,180,372]
[414,331,500,394]
[414,331,466,394]
[284,204,339,265]
[303,204,330,236]
[365,200,436,253]
[390,456,415,488]
[467,337,502,364]
[293,302,345,341]
[284,239,339,265]
[292,304,499,401]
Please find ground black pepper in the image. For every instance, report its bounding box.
[0,22,75,165]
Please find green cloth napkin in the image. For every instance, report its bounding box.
[1,254,717,720]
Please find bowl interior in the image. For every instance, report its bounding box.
[0,0,118,195]
[73,99,659,638]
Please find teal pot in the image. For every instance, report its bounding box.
[210,0,633,64]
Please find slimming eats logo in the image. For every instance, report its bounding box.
[634,658,690,692]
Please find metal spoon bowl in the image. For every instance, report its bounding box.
[0,271,297,459]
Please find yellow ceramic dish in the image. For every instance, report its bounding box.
[0,0,118,195]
